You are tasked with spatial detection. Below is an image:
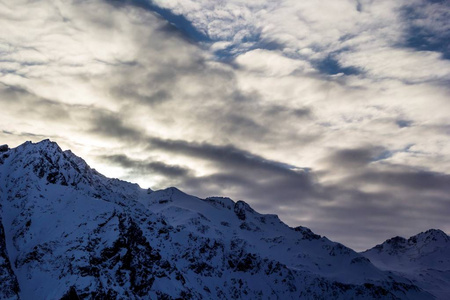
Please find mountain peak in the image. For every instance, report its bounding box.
[368,229,449,254]
[409,228,449,244]
[0,140,444,299]
[363,229,450,299]
[2,139,94,188]
[19,138,60,150]
[35,138,53,145]
[18,139,62,158]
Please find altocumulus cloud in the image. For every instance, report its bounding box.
[1,0,450,250]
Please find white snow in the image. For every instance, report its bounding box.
[0,139,441,299]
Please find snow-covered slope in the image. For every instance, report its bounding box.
[363,229,450,299]
[0,140,436,299]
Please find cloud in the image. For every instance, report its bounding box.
[100,154,192,178]
[100,136,320,208]
[153,0,450,83]
[1,0,450,251]
[324,146,387,170]
[356,169,450,192]
[337,47,450,83]
[235,49,313,76]
[401,0,450,59]
[308,164,450,250]
[146,137,310,176]
[88,110,143,140]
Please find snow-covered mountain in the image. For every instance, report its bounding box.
[0,140,441,299]
[363,229,450,299]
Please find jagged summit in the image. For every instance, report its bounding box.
[0,140,445,299]
[2,139,95,188]
[0,144,9,152]
[365,229,449,254]
[412,228,450,243]
[15,138,61,153]
[363,229,450,299]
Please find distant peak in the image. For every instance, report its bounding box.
[422,229,447,236]
[164,186,186,196]
[17,139,61,152]
[409,229,449,243]
[386,236,407,244]
[34,139,59,148]
[369,229,449,253]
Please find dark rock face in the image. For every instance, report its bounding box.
[0,218,20,299]
[85,214,164,297]
[294,226,321,240]
[234,200,253,221]
[60,286,80,300]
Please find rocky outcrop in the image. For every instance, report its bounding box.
[0,217,20,300]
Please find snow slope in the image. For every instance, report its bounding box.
[363,229,450,299]
[0,140,438,299]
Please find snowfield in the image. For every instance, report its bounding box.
[0,140,447,299]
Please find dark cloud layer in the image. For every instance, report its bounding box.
[97,134,319,206]
[89,111,142,140]
[356,170,450,192]
[325,146,385,169]
[145,137,318,204]
[101,154,191,178]
[146,138,309,176]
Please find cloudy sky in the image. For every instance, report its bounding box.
[1,0,449,250]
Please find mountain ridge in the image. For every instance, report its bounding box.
[362,228,450,299]
[0,139,446,299]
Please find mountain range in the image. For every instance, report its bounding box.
[0,140,448,299]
